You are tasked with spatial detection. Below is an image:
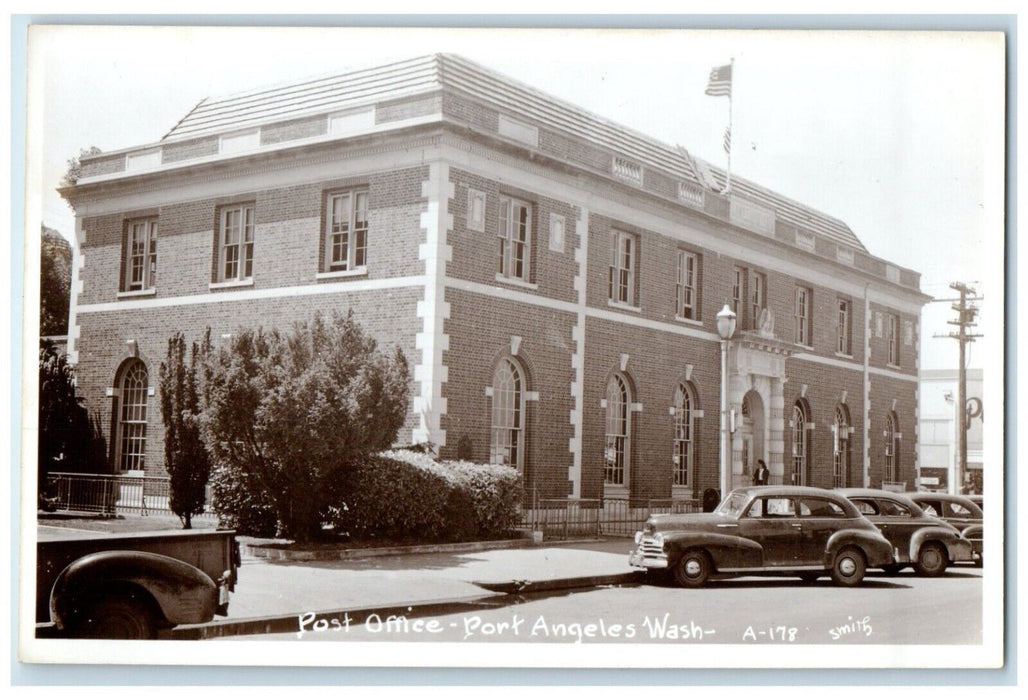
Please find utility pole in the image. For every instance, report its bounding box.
[934,282,982,493]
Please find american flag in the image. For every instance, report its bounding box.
[705,63,732,97]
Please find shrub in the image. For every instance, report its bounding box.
[331,450,522,541]
[199,311,410,542]
[208,464,279,538]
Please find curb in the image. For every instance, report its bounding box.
[162,571,643,640]
[244,536,551,562]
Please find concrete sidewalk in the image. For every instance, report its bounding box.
[169,538,641,639]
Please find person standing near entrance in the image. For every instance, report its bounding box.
[752,459,770,486]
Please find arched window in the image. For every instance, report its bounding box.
[833,405,850,487]
[604,374,631,487]
[672,383,697,488]
[790,402,808,485]
[489,358,525,471]
[884,412,900,483]
[116,360,149,472]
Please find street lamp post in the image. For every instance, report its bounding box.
[716,304,738,500]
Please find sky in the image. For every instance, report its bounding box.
[24,25,1005,370]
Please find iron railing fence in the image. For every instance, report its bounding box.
[45,472,217,522]
[519,495,703,539]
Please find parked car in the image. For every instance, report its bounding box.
[836,488,974,575]
[629,486,894,588]
[906,492,984,566]
[966,494,983,511]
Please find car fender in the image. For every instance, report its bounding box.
[49,550,218,630]
[909,527,971,563]
[662,531,763,569]
[958,524,982,550]
[826,529,894,568]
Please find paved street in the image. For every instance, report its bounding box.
[220,539,983,645]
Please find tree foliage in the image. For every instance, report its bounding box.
[200,311,410,542]
[60,146,103,188]
[40,226,72,337]
[38,341,107,502]
[159,330,212,529]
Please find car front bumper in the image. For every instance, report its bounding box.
[629,535,669,569]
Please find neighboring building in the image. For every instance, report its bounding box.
[918,368,984,494]
[59,54,929,500]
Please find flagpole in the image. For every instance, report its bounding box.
[725,57,734,194]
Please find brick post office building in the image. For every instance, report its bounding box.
[59,54,929,504]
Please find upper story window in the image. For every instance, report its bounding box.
[498,196,532,281]
[325,190,369,273]
[676,250,699,320]
[732,266,746,326]
[123,219,157,292]
[887,313,901,366]
[794,286,812,346]
[749,271,766,331]
[837,298,852,355]
[217,204,255,283]
[609,231,638,306]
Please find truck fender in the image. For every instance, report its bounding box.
[826,529,894,568]
[50,550,218,630]
[909,527,963,562]
[663,532,763,569]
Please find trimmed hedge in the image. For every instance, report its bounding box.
[331,450,522,541]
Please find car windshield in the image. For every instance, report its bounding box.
[714,491,751,518]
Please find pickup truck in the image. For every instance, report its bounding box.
[37,528,240,639]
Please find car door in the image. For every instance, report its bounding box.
[795,497,847,565]
[737,496,804,567]
[872,497,919,563]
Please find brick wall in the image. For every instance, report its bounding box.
[442,288,576,499]
[75,288,422,477]
[448,168,578,304]
[162,138,219,163]
[579,317,721,501]
[377,94,442,123]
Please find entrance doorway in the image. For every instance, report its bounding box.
[741,390,765,484]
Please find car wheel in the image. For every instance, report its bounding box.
[913,542,948,577]
[70,596,159,640]
[881,564,907,575]
[673,549,712,588]
[830,547,866,587]
[798,572,821,584]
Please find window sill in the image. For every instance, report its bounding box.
[603,485,630,499]
[834,351,854,360]
[795,343,815,352]
[887,363,902,370]
[494,274,538,291]
[317,267,368,280]
[209,279,254,291]
[675,315,703,327]
[117,288,156,299]
[607,300,642,313]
